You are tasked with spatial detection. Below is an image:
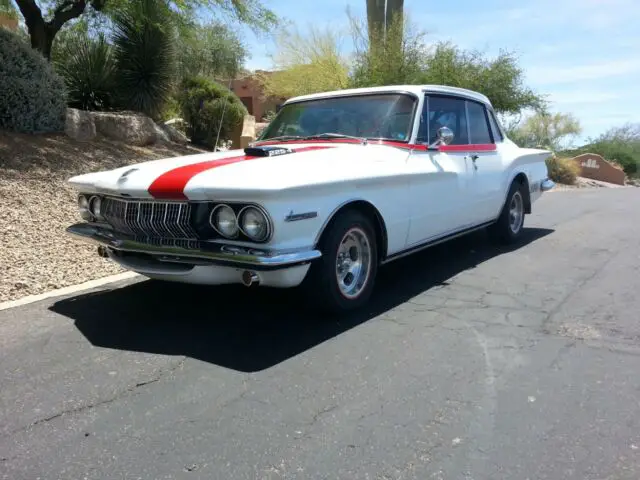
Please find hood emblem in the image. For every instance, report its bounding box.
[118,168,138,183]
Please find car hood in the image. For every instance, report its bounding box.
[68,141,411,200]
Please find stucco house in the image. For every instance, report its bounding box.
[226,70,287,122]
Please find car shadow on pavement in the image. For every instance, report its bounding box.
[50,227,553,372]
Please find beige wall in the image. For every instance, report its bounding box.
[572,153,626,185]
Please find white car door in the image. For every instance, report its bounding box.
[405,94,477,246]
[464,101,505,223]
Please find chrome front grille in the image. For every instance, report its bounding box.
[102,197,198,239]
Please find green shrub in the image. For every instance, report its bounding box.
[0,28,67,133]
[53,32,117,111]
[111,0,176,119]
[159,94,182,123]
[177,76,247,149]
[546,155,580,185]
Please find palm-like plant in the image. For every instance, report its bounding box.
[111,0,176,119]
[53,32,117,111]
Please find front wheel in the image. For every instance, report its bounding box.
[489,181,526,244]
[303,210,378,313]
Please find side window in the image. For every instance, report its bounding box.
[466,101,493,144]
[417,95,469,145]
[487,109,504,142]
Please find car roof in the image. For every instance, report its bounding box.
[285,85,493,108]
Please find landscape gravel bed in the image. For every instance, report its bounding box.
[0,132,205,303]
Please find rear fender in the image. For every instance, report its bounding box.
[499,148,552,216]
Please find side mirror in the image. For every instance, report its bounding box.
[427,126,454,150]
[437,126,454,145]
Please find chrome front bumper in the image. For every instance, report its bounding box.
[66,223,321,271]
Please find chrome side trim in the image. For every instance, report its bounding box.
[380,221,494,265]
[66,223,321,271]
[541,178,556,192]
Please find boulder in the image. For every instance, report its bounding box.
[164,117,185,126]
[91,111,157,146]
[153,123,171,143]
[160,123,189,144]
[65,108,96,142]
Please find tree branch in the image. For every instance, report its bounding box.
[48,0,87,33]
[14,0,44,28]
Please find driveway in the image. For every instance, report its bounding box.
[1,188,640,480]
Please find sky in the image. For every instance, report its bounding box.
[235,0,640,144]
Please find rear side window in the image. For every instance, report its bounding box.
[466,101,492,144]
[487,109,504,142]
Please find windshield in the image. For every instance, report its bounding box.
[258,93,417,143]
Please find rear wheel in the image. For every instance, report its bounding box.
[304,210,378,313]
[489,181,526,244]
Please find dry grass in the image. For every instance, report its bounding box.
[545,156,581,185]
[0,131,207,302]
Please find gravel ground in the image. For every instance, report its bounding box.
[552,176,634,190]
[0,131,205,303]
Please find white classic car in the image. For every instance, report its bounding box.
[66,85,554,312]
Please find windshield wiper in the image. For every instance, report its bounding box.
[303,132,368,145]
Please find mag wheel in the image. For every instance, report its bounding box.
[489,181,526,244]
[305,210,378,313]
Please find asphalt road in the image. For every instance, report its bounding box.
[2,188,640,480]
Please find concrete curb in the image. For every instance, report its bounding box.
[0,272,140,312]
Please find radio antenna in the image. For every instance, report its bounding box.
[214,77,234,152]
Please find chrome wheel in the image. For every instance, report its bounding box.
[335,227,372,299]
[509,191,524,234]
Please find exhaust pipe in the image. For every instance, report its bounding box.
[97,246,109,258]
[241,270,259,287]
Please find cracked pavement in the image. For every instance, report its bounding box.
[1,188,640,479]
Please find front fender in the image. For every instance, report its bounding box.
[259,179,411,256]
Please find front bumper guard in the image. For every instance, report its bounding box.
[541,178,556,192]
[66,223,322,271]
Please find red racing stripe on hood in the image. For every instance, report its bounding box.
[148,146,332,199]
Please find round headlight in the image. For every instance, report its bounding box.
[89,196,102,219]
[210,204,239,238]
[240,206,270,242]
[78,195,92,221]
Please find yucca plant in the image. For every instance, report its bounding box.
[53,32,117,111]
[111,0,177,119]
